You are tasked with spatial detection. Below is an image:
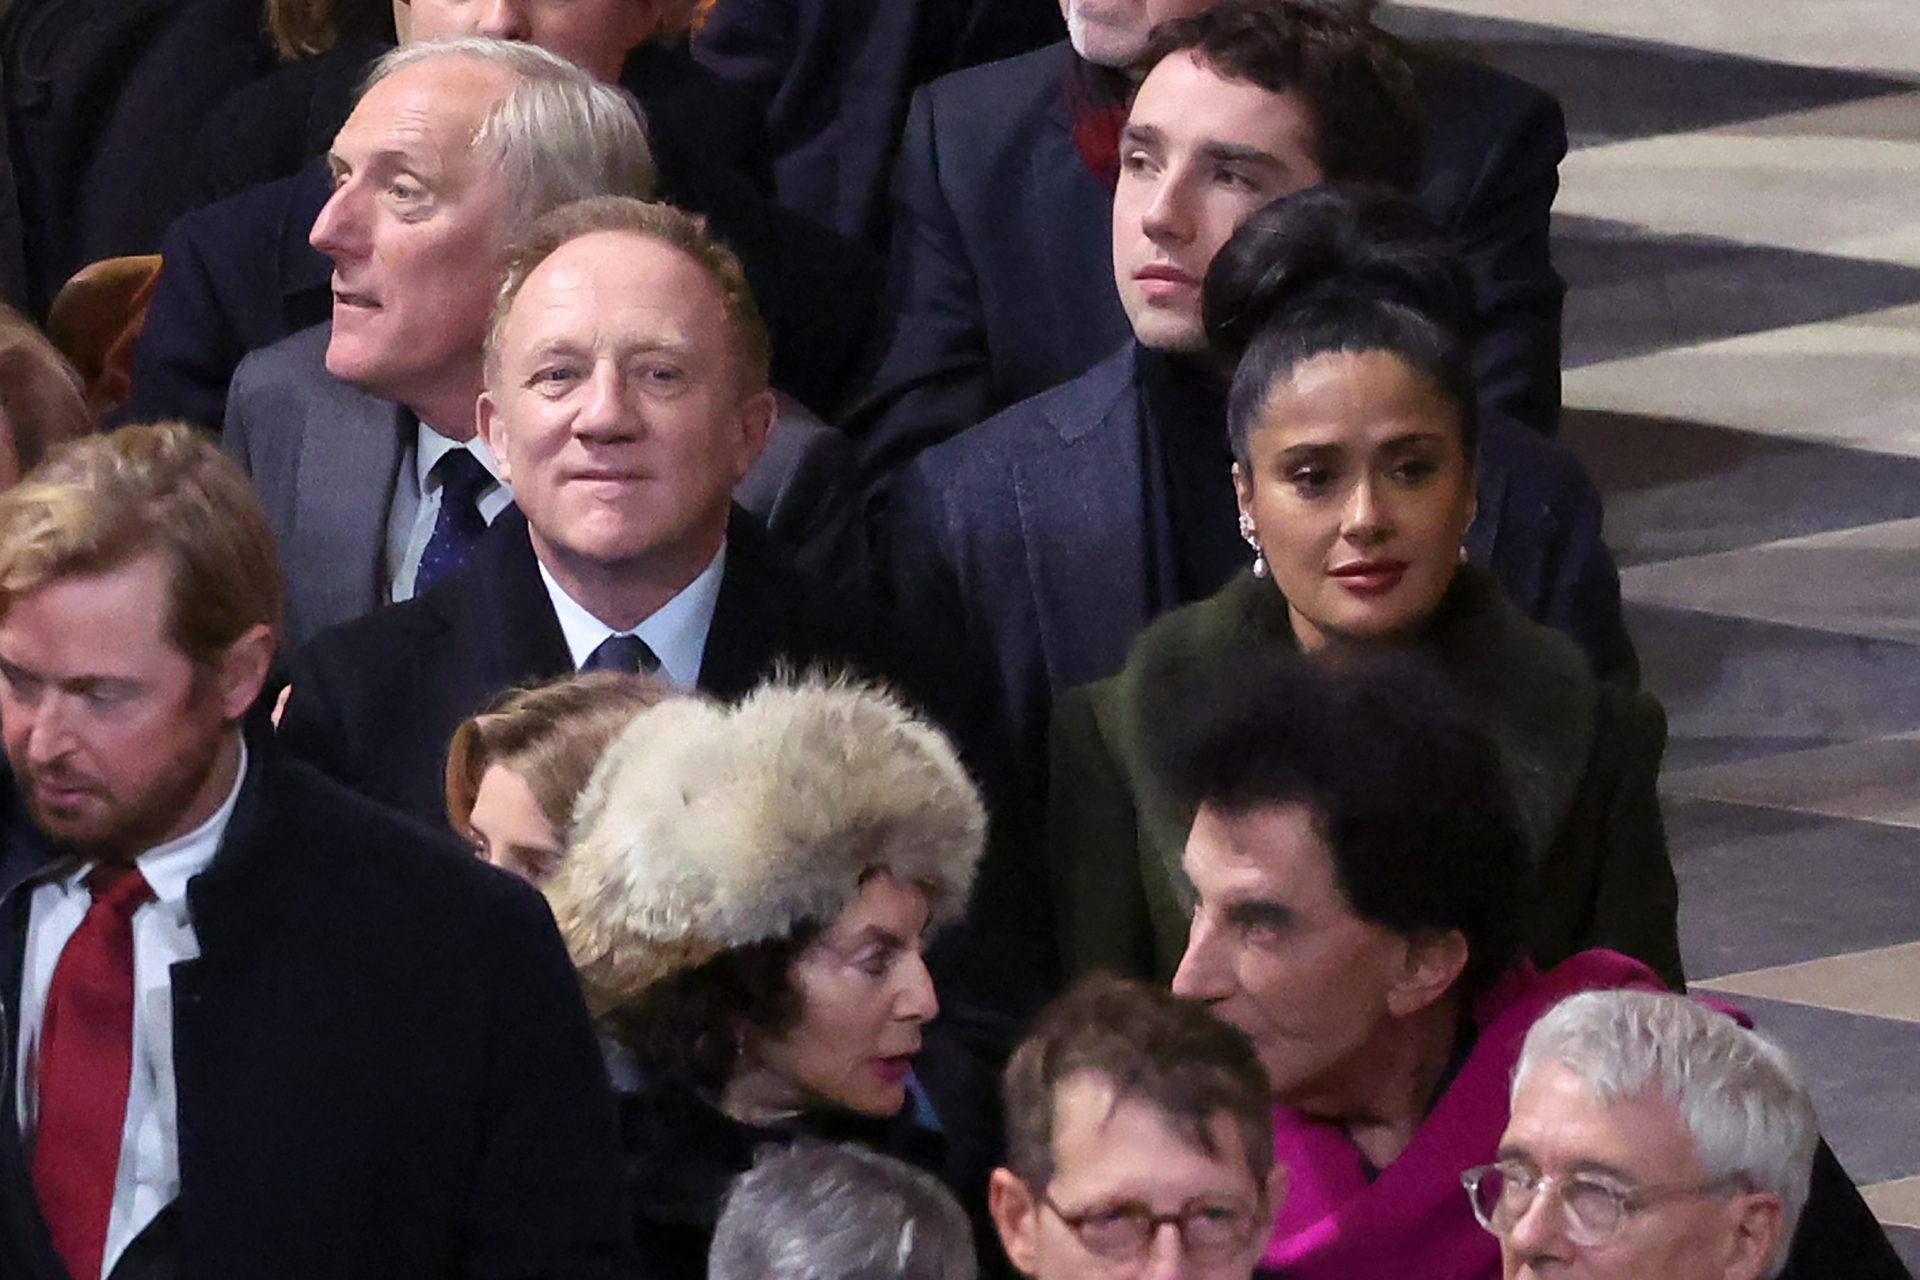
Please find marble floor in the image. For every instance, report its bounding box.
[1384,0,1920,1264]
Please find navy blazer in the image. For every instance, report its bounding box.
[278,507,916,830]
[0,748,634,1278]
[887,342,1633,790]
[853,39,1568,489]
[692,0,1063,249]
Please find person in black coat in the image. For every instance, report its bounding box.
[278,199,919,830]
[851,0,1567,495]
[543,676,992,1280]
[0,423,631,1279]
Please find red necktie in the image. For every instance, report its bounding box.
[31,864,153,1280]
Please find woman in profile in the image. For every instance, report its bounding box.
[1050,185,1679,990]
[543,675,990,1280]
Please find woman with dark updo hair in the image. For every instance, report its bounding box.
[1049,185,1680,991]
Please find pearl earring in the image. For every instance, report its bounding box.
[1238,512,1268,580]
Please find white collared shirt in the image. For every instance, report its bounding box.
[536,544,726,689]
[386,422,515,602]
[15,740,248,1280]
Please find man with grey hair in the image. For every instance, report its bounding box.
[710,1142,977,1280]
[222,37,655,646]
[1471,989,1904,1280]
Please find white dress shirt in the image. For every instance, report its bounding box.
[386,424,514,602]
[537,544,727,689]
[15,741,248,1280]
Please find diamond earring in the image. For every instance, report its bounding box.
[1238,512,1268,579]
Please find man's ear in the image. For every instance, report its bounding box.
[988,1168,1044,1279]
[476,391,512,487]
[1721,1190,1783,1280]
[216,623,277,721]
[1385,928,1469,1018]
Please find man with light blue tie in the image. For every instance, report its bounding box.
[276,196,929,831]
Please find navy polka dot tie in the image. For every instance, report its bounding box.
[416,450,492,593]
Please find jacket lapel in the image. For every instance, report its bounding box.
[697,507,781,701]
[287,359,408,641]
[1014,344,1155,694]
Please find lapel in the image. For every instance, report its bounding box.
[698,507,784,701]
[0,779,98,1278]
[286,338,408,641]
[445,508,575,694]
[1031,48,1132,371]
[1013,344,1155,693]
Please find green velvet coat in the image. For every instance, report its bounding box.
[1048,566,1683,989]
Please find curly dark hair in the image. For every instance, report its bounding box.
[1156,645,1529,1003]
[1132,0,1420,193]
[608,924,821,1096]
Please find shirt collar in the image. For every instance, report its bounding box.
[536,544,727,689]
[413,422,504,496]
[53,737,249,907]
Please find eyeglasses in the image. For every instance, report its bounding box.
[1460,1161,1744,1246]
[1040,1191,1260,1263]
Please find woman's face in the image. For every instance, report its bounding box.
[1234,349,1475,650]
[741,870,939,1120]
[467,763,564,884]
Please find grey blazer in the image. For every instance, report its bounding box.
[224,323,862,648]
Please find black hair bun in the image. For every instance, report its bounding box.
[1202,183,1473,361]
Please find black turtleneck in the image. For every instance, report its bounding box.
[1136,346,1245,606]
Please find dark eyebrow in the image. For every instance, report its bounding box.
[1275,442,1345,467]
[1376,431,1451,453]
[1118,122,1163,150]
[1196,141,1287,171]
[1223,899,1293,931]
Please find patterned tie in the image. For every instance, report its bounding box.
[415,449,493,593]
[580,634,661,675]
[32,864,154,1280]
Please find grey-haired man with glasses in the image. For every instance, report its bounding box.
[1465,990,1815,1280]
[988,975,1282,1280]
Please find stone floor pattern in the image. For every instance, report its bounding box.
[1385,0,1920,1265]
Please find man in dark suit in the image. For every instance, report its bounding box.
[887,3,1630,843]
[852,0,1568,493]
[0,423,631,1279]
[278,197,909,830]
[692,0,1065,250]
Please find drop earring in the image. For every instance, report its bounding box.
[1238,512,1268,579]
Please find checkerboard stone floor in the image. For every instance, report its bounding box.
[1384,0,1920,1265]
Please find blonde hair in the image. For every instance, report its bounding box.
[0,305,92,479]
[445,670,685,842]
[484,196,770,393]
[0,422,283,663]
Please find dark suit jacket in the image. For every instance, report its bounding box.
[0,747,633,1278]
[122,40,874,427]
[692,0,1064,249]
[277,507,908,829]
[0,0,275,315]
[886,343,1633,798]
[222,323,860,649]
[852,39,1567,490]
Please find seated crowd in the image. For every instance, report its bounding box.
[0,3,1908,1280]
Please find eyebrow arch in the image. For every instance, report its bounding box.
[1118,123,1163,149]
[1196,142,1286,169]
[1224,900,1293,931]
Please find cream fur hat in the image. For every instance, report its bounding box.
[544,675,986,1013]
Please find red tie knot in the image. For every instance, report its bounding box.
[85,864,153,918]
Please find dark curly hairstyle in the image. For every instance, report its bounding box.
[1203,184,1480,464]
[1155,645,1529,1003]
[1132,0,1420,193]
[608,924,821,1096]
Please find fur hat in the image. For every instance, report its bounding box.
[544,675,986,1014]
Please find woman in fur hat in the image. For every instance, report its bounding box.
[544,674,989,1280]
